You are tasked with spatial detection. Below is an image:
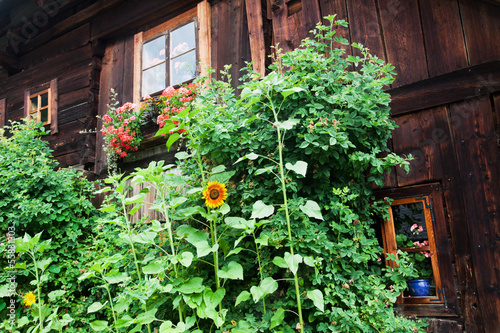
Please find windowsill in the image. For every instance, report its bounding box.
[395,303,459,317]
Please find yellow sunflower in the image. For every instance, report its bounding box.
[202,181,227,209]
[22,291,36,307]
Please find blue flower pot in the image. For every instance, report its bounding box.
[407,279,432,296]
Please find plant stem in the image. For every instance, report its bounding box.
[209,216,222,312]
[31,252,44,332]
[121,198,142,282]
[119,191,151,333]
[253,232,266,314]
[101,275,118,333]
[158,189,183,323]
[270,97,304,333]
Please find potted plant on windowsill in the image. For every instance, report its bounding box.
[396,224,434,297]
[406,248,434,296]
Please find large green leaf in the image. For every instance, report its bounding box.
[281,86,305,98]
[307,289,325,312]
[218,261,244,280]
[89,320,108,331]
[87,301,107,314]
[131,231,157,244]
[299,200,324,220]
[176,277,205,294]
[284,252,302,275]
[203,288,225,309]
[235,291,251,306]
[142,262,165,275]
[250,200,274,219]
[285,160,308,177]
[270,308,285,329]
[135,308,157,325]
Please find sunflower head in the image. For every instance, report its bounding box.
[23,291,36,307]
[202,181,227,209]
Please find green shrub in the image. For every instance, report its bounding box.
[0,120,100,332]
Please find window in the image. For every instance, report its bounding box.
[141,21,197,97]
[29,90,51,125]
[24,78,58,133]
[132,4,211,105]
[376,184,458,316]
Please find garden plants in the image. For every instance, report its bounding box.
[1,17,429,333]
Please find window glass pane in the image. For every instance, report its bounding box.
[142,63,166,96]
[170,50,196,86]
[40,108,48,123]
[40,93,48,108]
[392,202,428,248]
[30,97,38,111]
[143,36,166,69]
[170,22,196,57]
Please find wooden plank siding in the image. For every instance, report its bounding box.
[448,97,500,333]
[459,0,500,66]
[210,0,252,84]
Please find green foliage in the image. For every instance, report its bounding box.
[0,119,99,332]
[161,16,426,332]
[1,16,428,333]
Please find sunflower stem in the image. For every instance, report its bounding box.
[209,214,222,312]
[269,91,304,333]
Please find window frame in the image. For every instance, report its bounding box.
[375,183,458,316]
[28,89,51,125]
[140,19,199,98]
[133,3,211,105]
[23,78,58,134]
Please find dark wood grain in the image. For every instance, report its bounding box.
[449,97,500,333]
[90,0,199,41]
[0,44,92,94]
[246,0,266,75]
[440,104,484,332]
[392,107,451,186]
[19,23,90,70]
[377,0,428,87]
[426,319,463,332]
[346,0,385,61]
[419,0,468,77]
[459,0,500,66]
[388,60,500,115]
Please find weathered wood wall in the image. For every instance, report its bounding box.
[268,0,500,331]
[0,23,97,168]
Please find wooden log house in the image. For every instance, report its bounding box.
[0,0,499,331]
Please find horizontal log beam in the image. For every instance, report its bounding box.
[388,60,500,115]
[90,0,199,41]
[0,51,21,74]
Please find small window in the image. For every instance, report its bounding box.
[383,196,442,302]
[24,79,58,133]
[376,184,458,315]
[29,90,51,125]
[141,21,197,97]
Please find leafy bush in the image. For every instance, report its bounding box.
[0,120,100,332]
